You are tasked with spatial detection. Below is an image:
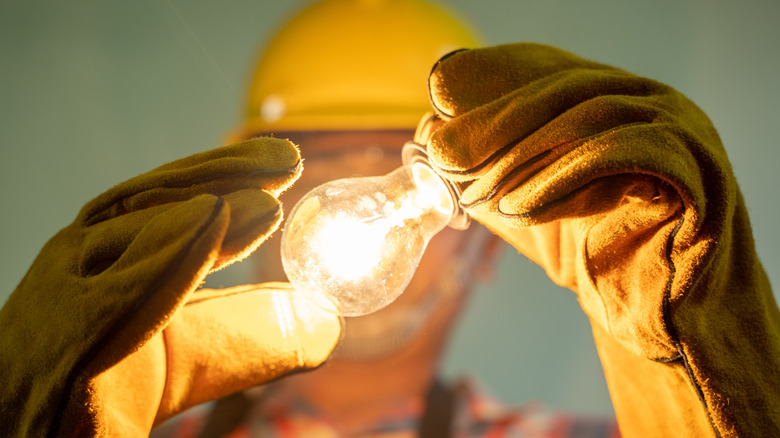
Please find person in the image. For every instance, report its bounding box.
[1,1,777,437]
[149,2,618,437]
[155,0,778,436]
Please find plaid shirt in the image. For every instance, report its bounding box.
[157,378,620,438]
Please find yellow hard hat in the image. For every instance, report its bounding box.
[237,0,482,137]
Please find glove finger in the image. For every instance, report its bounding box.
[430,88,699,227]
[426,45,711,229]
[213,188,283,270]
[428,43,614,119]
[427,66,669,181]
[80,137,301,227]
[80,193,230,374]
[80,187,283,277]
[155,283,342,422]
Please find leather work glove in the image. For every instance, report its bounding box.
[421,43,780,437]
[0,138,341,437]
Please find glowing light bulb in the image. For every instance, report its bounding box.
[281,157,464,316]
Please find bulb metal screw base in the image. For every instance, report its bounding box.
[401,141,470,230]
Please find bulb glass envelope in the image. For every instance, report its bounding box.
[281,145,465,316]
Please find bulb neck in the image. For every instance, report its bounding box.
[402,142,470,230]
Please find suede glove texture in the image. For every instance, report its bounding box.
[423,43,780,437]
[0,138,341,437]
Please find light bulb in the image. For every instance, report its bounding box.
[281,151,464,316]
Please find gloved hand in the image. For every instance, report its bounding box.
[0,138,341,437]
[421,43,780,437]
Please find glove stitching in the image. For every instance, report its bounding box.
[652,354,683,363]
[675,339,722,438]
[661,211,722,438]
[47,196,226,438]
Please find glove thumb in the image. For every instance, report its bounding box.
[154,283,342,423]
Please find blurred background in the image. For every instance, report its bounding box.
[1,0,778,417]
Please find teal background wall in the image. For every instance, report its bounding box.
[2,0,778,417]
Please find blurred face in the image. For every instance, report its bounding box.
[250,130,482,361]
